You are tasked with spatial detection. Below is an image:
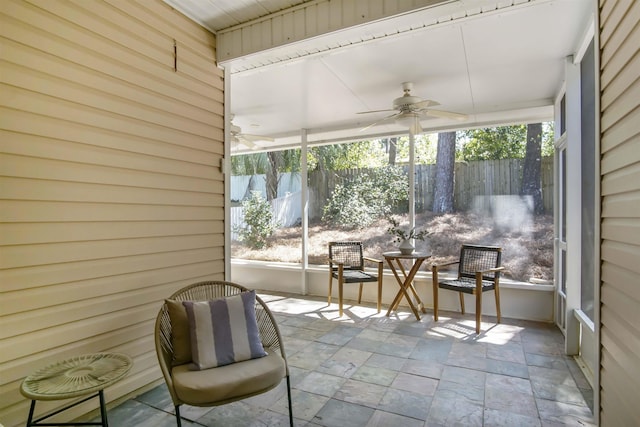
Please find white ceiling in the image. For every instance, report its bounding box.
[164,0,593,153]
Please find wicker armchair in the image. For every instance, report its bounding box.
[154,281,292,426]
[328,241,383,317]
[431,245,504,333]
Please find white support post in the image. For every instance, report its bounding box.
[301,129,309,295]
[409,131,416,234]
[223,66,232,281]
[564,56,581,355]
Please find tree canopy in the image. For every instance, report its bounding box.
[458,123,554,161]
[232,122,555,177]
[308,141,386,171]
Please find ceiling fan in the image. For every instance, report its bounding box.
[358,82,468,134]
[230,115,274,150]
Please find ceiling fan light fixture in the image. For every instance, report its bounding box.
[358,82,464,133]
[395,112,418,126]
[393,95,422,109]
[395,113,422,134]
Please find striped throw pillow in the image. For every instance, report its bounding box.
[182,290,267,370]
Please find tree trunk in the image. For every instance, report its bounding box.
[266,151,279,201]
[521,123,544,214]
[433,131,456,213]
[388,137,397,165]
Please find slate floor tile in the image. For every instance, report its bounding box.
[377,388,432,421]
[351,364,398,386]
[436,380,484,404]
[401,358,444,379]
[390,372,438,396]
[333,379,387,408]
[312,399,375,427]
[440,365,486,388]
[364,353,405,371]
[485,387,539,418]
[365,409,424,427]
[425,395,484,427]
[103,293,595,427]
[484,408,542,427]
[535,399,596,426]
[296,371,347,397]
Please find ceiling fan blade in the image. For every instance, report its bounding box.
[357,108,396,115]
[241,133,275,142]
[242,140,260,150]
[395,113,423,135]
[231,135,259,150]
[412,99,440,109]
[359,112,401,132]
[425,109,468,121]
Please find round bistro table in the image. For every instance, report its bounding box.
[20,353,132,427]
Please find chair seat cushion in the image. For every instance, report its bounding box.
[171,348,286,405]
[438,278,496,294]
[332,270,378,282]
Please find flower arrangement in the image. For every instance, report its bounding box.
[387,218,431,243]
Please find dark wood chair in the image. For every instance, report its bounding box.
[328,241,383,317]
[431,245,504,333]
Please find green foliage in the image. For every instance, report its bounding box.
[458,125,526,161]
[308,140,386,171]
[458,122,555,161]
[279,149,301,173]
[541,122,555,157]
[387,217,430,242]
[234,191,279,249]
[231,153,269,175]
[232,149,301,175]
[322,165,408,228]
[393,134,439,164]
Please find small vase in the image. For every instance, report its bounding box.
[399,239,414,255]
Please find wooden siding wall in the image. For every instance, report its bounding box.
[598,0,640,424]
[0,1,223,425]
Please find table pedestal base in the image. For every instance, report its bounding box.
[383,251,430,320]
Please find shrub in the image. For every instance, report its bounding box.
[235,191,279,249]
[322,166,408,228]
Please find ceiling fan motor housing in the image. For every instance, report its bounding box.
[393,94,422,111]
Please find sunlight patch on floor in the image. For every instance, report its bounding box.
[259,292,416,322]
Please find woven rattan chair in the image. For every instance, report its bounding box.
[431,245,504,333]
[154,281,293,426]
[328,241,383,317]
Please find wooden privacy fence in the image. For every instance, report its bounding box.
[309,157,553,219]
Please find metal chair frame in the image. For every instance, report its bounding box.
[155,281,293,426]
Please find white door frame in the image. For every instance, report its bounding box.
[553,10,600,398]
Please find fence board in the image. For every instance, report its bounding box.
[232,157,554,222]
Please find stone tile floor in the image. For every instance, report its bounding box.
[102,292,595,426]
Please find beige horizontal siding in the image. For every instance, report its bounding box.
[0,0,223,426]
[599,0,640,425]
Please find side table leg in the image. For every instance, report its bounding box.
[26,400,36,427]
[385,261,404,316]
[98,390,108,427]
